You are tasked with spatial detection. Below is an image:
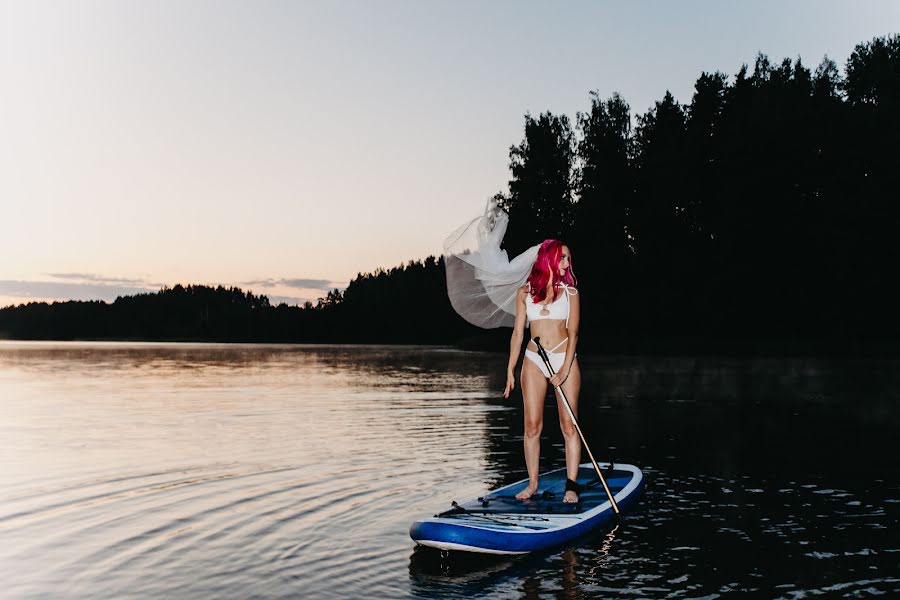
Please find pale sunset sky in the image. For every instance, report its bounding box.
[1,1,897,307]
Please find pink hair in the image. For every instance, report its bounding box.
[526,239,576,303]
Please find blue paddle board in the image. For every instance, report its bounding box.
[409,462,643,554]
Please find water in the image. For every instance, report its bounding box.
[1,341,898,599]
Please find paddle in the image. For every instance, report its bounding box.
[533,337,620,515]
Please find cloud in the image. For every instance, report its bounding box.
[0,280,158,303]
[46,273,152,286]
[281,278,336,290]
[241,277,341,291]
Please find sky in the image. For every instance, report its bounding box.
[1,1,897,307]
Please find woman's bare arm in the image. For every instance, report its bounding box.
[503,287,528,397]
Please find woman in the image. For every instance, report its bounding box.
[444,202,584,503]
[502,240,582,503]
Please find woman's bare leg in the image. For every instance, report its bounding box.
[556,358,582,502]
[516,356,547,500]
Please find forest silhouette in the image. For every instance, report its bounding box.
[2,35,898,353]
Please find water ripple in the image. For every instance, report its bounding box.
[2,343,899,598]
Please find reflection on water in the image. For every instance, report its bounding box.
[1,341,898,599]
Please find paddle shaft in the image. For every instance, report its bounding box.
[533,337,620,514]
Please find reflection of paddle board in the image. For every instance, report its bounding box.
[410,462,643,554]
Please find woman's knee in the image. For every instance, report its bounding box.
[524,419,543,438]
[559,419,578,439]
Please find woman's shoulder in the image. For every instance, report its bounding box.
[559,284,579,305]
[519,284,537,304]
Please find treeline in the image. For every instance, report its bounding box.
[496,34,900,350]
[0,263,481,344]
[0,285,281,342]
[2,35,899,352]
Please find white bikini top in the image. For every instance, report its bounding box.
[525,284,577,328]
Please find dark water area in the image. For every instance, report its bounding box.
[1,342,898,598]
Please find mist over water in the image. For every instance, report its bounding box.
[1,342,898,598]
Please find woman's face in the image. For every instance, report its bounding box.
[557,246,571,276]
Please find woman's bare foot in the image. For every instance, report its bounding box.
[516,484,538,500]
[563,489,579,503]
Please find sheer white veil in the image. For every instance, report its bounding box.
[443,200,540,328]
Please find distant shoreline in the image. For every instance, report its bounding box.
[3,335,899,358]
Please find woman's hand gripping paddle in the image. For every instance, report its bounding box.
[533,337,620,515]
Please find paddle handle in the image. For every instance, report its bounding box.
[533,337,620,514]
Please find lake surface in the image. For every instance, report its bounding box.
[1,341,898,598]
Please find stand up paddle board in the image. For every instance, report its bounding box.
[410,462,643,554]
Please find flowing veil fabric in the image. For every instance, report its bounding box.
[443,201,540,328]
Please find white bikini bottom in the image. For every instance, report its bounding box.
[523,348,565,379]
